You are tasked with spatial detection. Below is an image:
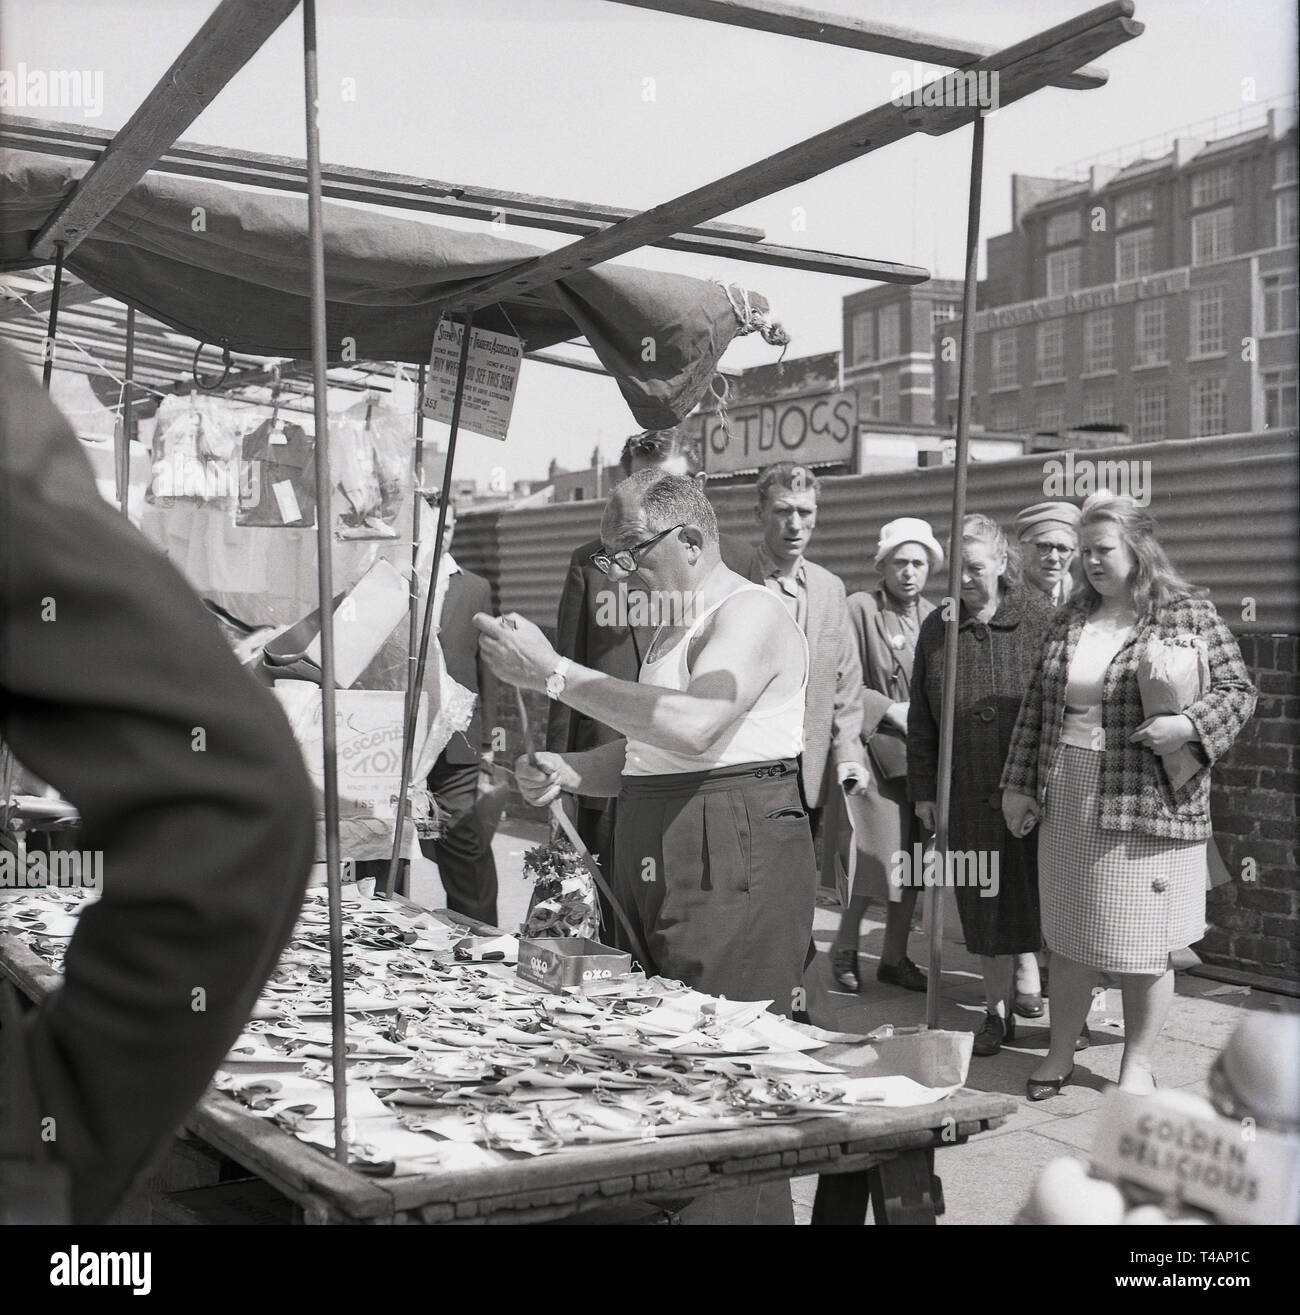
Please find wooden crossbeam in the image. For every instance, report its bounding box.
[2,116,923,281]
[428,3,1142,317]
[29,0,300,259]
[0,276,103,321]
[606,0,1108,90]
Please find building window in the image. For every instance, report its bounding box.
[852,311,875,364]
[1191,286,1225,355]
[1036,399,1065,432]
[1036,320,1064,380]
[1262,268,1298,332]
[1084,309,1114,372]
[1190,377,1226,437]
[860,374,882,419]
[1191,207,1233,265]
[1135,385,1167,440]
[878,304,901,359]
[1116,227,1154,281]
[1115,188,1155,227]
[1046,247,1081,295]
[931,302,957,333]
[1083,389,1115,425]
[881,372,900,421]
[1276,150,1298,186]
[992,329,1018,388]
[1263,367,1298,429]
[1045,210,1082,246]
[990,400,1018,431]
[1277,189,1298,246]
[1191,165,1233,208]
[1135,299,1167,366]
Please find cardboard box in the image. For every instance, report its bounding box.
[274,683,432,861]
[517,938,633,993]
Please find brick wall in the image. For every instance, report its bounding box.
[1202,633,1300,984]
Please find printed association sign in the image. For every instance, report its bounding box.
[421,321,522,441]
[702,389,857,475]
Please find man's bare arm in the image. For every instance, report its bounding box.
[558,592,788,755]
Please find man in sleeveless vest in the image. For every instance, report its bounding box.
[477,469,815,1224]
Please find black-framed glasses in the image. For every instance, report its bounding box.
[590,523,684,576]
[1034,542,1074,558]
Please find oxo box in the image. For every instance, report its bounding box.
[517,938,632,992]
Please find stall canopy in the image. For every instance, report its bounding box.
[0,150,778,428]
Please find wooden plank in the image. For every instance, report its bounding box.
[606,0,1108,89]
[4,115,764,242]
[867,1147,939,1224]
[810,1169,871,1224]
[0,276,103,322]
[29,0,300,259]
[2,116,922,281]
[428,4,1143,317]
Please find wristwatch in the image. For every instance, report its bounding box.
[545,657,571,700]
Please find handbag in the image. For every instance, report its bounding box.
[865,725,908,781]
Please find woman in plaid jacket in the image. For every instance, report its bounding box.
[1001,494,1255,1100]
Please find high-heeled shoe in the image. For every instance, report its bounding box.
[829,946,860,993]
[1026,1067,1074,1101]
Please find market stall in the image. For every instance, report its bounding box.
[0,0,1143,1225]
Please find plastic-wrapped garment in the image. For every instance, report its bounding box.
[331,396,413,540]
[145,393,240,507]
[237,416,317,528]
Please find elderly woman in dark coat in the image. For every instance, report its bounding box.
[908,515,1056,1056]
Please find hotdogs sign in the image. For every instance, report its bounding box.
[702,390,857,475]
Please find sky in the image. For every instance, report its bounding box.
[3,0,1296,484]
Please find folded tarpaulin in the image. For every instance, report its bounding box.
[0,150,780,428]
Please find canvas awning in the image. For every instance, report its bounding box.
[0,150,778,428]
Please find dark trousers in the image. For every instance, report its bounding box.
[614,759,817,1016]
[419,757,498,927]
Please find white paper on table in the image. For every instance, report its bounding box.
[834,1075,962,1107]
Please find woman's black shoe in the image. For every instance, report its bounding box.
[1026,1067,1074,1101]
[972,1011,1015,1056]
[877,956,927,992]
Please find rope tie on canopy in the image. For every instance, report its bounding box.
[715,279,790,357]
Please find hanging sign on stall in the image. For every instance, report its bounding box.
[421,321,522,441]
[702,389,857,475]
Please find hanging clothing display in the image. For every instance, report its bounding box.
[236,414,317,528]
[145,392,240,507]
[331,395,413,540]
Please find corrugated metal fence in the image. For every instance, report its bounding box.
[458,431,1299,635]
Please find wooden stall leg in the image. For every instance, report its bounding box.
[867,1149,939,1225]
[810,1170,872,1225]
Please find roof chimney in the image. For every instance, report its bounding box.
[1173,137,1205,168]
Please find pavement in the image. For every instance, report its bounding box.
[409,817,1299,1226]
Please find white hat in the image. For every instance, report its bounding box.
[875,517,943,573]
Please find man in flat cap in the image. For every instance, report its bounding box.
[1015,501,1082,609]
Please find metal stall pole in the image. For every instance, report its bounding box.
[41,243,65,391]
[302,0,348,1163]
[927,113,986,1032]
[384,315,475,901]
[404,361,430,734]
[118,304,136,516]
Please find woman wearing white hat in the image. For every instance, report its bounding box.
[828,518,942,993]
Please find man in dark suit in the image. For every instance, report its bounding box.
[0,343,314,1224]
[545,431,749,886]
[418,498,499,926]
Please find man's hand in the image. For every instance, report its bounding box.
[838,760,871,797]
[914,800,937,832]
[1129,714,1197,755]
[474,612,559,693]
[514,751,580,807]
[1002,789,1039,838]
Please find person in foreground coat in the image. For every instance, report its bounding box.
[0,343,314,1223]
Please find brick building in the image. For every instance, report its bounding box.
[933,106,1299,442]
